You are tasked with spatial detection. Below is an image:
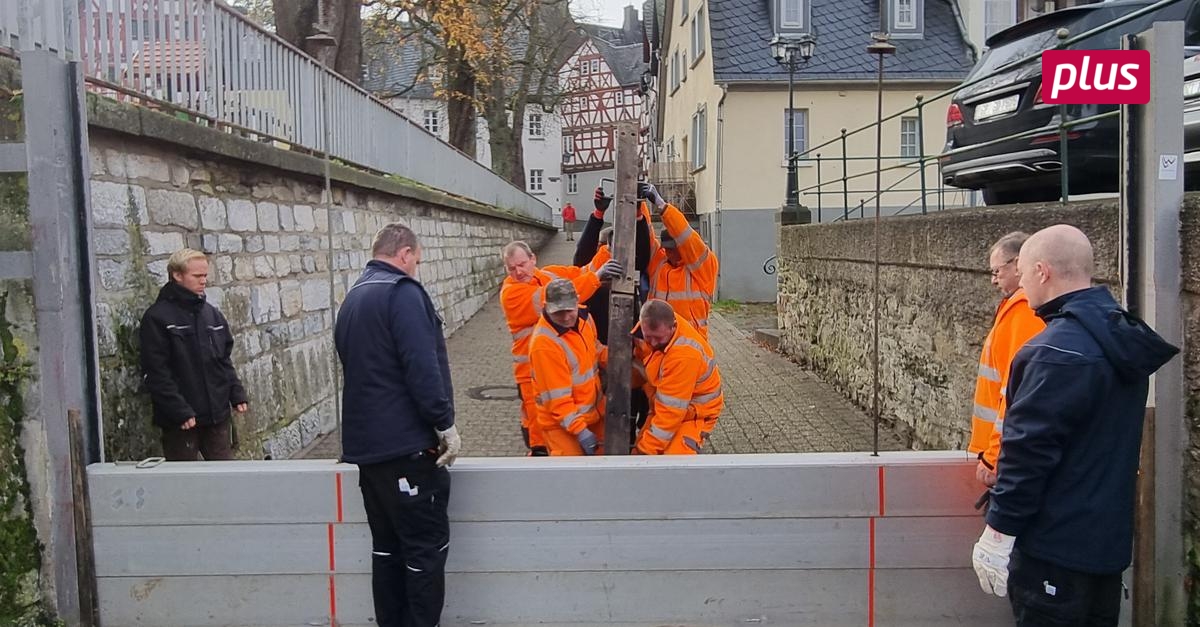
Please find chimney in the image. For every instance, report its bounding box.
[622,5,640,44]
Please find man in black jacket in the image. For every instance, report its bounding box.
[971,225,1178,626]
[139,248,248,461]
[335,222,461,627]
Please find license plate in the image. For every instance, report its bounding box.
[974,94,1019,121]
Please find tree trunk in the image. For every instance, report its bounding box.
[485,73,523,188]
[331,0,363,83]
[446,47,478,158]
[271,0,362,84]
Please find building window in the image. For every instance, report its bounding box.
[680,0,689,23]
[615,90,624,106]
[529,169,544,193]
[528,112,543,137]
[567,173,578,194]
[670,50,681,92]
[691,108,707,169]
[423,110,439,134]
[895,0,916,29]
[591,59,600,74]
[900,116,920,159]
[581,60,590,75]
[666,137,676,161]
[783,108,808,161]
[691,8,706,62]
[681,50,688,81]
[781,0,805,29]
[984,0,1016,40]
[563,135,574,161]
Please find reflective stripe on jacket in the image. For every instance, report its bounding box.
[967,288,1045,467]
[646,203,718,338]
[635,312,723,455]
[529,312,607,435]
[500,265,600,383]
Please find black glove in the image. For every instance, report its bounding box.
[637,182,666,210]
[597,259,623,280]
[593,187,613,213]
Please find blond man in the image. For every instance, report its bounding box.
[139,249,248,460]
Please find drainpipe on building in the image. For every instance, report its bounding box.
[948,0,979,62]
[714,83,728,298]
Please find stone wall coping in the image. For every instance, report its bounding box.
[85,94,554,232]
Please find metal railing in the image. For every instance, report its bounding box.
[4,0,552,224]
[649,159,695,183]
[796,0,1187,221]
[1,0,79,57]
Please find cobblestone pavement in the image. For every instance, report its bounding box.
[300,232,903,458]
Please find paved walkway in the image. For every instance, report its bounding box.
[300,233,902,459]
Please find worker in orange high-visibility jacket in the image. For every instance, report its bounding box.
[529,279,609,456]
[967,232,1045,487]
[633,299,723,455]
[639,182,718,339]
[500,241,621,455]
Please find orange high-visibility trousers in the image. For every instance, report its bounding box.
[517,380,547,452]
[542,419,607,456]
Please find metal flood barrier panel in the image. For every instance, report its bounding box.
[89,452,1012,626]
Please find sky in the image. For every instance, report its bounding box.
[571,0,640,27]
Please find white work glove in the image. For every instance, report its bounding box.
[597,259,624,281]
[435,425,461,467]
[972,525,1016,597]
[637,182,666,211]
[576,427,599,455]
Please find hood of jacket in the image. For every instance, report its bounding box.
[1037,286,1179,381]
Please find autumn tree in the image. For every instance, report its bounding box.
[367,0,583,187]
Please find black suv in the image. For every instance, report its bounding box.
[940,0,1200,206]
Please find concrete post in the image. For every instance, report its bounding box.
[604,121,639,453]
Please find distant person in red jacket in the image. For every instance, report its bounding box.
[562,202,577,241]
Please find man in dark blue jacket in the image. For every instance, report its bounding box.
[335,222,461,627]
[972,225,1178,626]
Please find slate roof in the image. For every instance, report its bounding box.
[362,37,438,100]
[595,37,648,87]
[709,0,974,82]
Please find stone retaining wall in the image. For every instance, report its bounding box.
[777,197,1199,619]
[86,99,553,461]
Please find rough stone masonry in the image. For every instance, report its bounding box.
[777,198,1200,619]
[86,100,553,462]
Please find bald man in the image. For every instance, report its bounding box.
[971,225,1178,626]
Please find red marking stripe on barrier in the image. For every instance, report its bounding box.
[868,516,876,627]
[327,523,338,622]
[335,472,344,523]
[328,574,338,622]
[877,466,886,517]
[327,523,336,571]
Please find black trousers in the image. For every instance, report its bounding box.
[159,420,233,461]
[1008,548,1122,627]
[358,451,452,627]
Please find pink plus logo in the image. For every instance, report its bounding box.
[1040,50,1151,105]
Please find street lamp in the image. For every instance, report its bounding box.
[770,32,816,224]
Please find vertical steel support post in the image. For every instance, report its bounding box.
[1122,22,1186,627]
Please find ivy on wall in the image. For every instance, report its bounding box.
[0,289,55,626]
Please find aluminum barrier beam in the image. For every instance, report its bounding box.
[88,452,1010,626]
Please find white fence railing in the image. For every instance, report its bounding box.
[1,0,79,57]
[3,0,552,224]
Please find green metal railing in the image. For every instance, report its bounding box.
[791,0,1185,221]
